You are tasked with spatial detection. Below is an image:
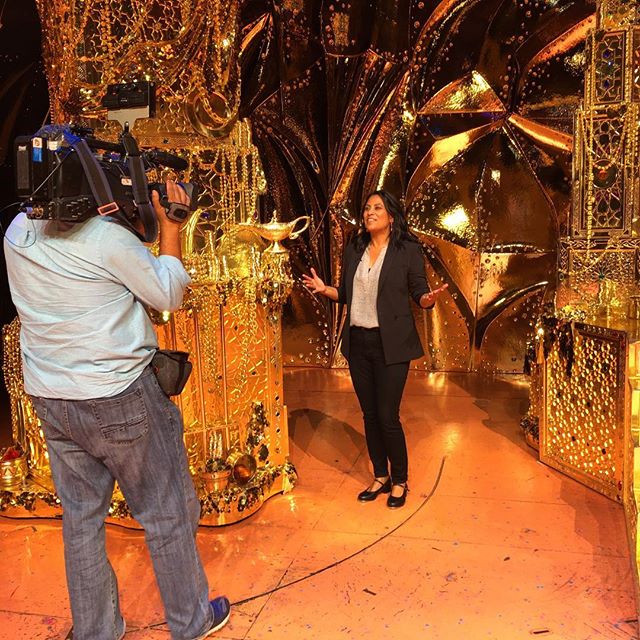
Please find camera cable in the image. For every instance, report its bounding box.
[0,201,35,248]
[142,456,446,632]
[0,457,445,632]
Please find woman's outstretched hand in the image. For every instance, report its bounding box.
[420,283,449,308]
[302,268,327,295]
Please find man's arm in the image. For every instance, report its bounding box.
[100,180,191,311]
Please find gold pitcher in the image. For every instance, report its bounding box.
[243,212,310,254]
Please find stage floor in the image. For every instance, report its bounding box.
[0,369,637,639]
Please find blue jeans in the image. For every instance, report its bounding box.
[30,368,214,640]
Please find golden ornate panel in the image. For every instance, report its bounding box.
[540,321,628,501]
[593,32,627,104]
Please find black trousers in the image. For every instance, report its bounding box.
[348,326,410,484]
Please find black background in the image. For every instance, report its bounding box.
[0,0,49,446]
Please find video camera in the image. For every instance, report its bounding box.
[14,82,199,243]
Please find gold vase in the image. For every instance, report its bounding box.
[0,455,28,489]
[201,469,231,494]
[226,450,257,485]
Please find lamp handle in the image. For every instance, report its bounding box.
[289,216,310,240]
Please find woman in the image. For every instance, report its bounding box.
[303,191,447,508]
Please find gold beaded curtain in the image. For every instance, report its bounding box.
[238,0,598,372]
[37,0,240,141]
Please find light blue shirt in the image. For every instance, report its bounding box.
[4,212,191,400]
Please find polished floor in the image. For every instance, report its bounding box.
[0,369,637,640]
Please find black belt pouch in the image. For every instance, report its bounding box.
[151,349,193,396]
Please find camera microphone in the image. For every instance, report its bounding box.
[144,150,189,171]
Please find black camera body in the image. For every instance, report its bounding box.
[15,128,198,224]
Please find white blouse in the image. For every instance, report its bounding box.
[350,244,388,328]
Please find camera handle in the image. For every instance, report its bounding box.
[70,136,158,243]
[119,130,158,243]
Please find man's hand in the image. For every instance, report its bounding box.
[151,179,190,227]
[152,180,189,261]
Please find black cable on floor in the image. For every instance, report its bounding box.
[229,456,446,607]
[0,513,62,522]
[0,514,243,531]
[2,457,446,634]
[137,457,448,635]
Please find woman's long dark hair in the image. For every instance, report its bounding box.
[353,190,419,252]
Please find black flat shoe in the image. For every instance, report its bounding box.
[387,483,408,508]
[357,478,391,502]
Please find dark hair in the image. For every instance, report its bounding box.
[352,190,419,251]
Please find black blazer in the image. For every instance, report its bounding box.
[337,238,430,365]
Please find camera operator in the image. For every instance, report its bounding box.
[4,181,230,640]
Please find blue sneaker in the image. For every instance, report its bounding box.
[194,596,231,639]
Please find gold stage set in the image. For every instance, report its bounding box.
[1,0,640,610]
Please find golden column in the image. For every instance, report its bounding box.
[534,0,640,498]
[557,0,640,312]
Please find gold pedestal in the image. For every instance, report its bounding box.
[155,266,296,524]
